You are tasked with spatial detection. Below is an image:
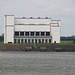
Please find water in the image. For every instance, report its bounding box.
[0,52,75,75]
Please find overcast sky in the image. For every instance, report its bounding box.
[0,0,75,36]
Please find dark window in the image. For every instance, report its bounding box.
[54,41,56,43]
[21,39,23,43]
[25,32,29,36]
[49,39,51,43]
[41,32,45,36]
[42,39,44,43]
[46,32,50,36]
[45,39,47,43]
[15,32,19,36]
[28,39,30,43]
[32,39,34,43]
[14,39,16,43]
[39,39,41,43]
[8,42,12,43]
[35,39,37,43]
[25,39,27,43]
[18,39,20,43]
[36,32,40,36]
[31,32,34,36]
[20,32,24,36]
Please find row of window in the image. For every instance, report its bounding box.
[15,31,50,36]
[14,39,51,43]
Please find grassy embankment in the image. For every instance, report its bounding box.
[0,43,75,45]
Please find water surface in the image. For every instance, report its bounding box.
[0,52,75,75]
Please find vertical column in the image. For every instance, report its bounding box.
[44,39,45,43]
[4,15,15,43]
[34,39,35,43]
[19,31,20,36]
[20,39,21,43]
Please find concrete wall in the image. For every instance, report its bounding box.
[51,26,60,43]
[4,15,14,43]
[15,19,51,24]
[15,25,50,31]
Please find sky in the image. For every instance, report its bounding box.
[0,0,75,36]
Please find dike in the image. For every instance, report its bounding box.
[0,44,75,52]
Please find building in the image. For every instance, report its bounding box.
[4,15,60,43]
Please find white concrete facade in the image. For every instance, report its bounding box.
[4,15,60,43]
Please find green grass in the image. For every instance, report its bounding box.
[61,41,73,43]
[0,43,75,45]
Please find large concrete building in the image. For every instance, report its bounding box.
[4,15,60,43]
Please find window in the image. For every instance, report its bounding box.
[18,39,20,43]
[31,32,34,36]
[46,32,50,36]
[39,39,41,43]
[35,39,37,43]
[14,39,16,43]
[49,39,51,43]
[41,32,45,36]
[8,42,12,43]
[28,39,30,43]
[45,39,47,43]
[54,41,56,43]
[42,39,44,43]
[21,39,23,43]
[20,32,24,36]
[25,32,29,36]
[32,39,34,43]
[25,39,27,43]
[15,32,19,36]
[36,32,40,36]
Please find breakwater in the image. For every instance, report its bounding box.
[0,44,75,52]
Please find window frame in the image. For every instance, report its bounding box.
[15,32,19,36]
[41,32,45,36]
[46,32,50,36]
[20,32,24,36]
[25,32,29,36]
[31,32,34,36]
[36,32,40,36]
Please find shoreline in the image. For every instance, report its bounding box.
[0,44,75,52]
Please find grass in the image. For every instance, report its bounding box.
[61,41,73,43]
[0,43,75,45]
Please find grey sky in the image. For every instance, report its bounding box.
[0,0,75,36]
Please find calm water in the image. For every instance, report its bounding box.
[0,52,75,75]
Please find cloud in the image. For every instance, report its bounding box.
[35,0,75,16]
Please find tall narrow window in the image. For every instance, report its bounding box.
[15,32,19,36]
[45,39,47,43]
[28,39,30,43]
[39,39,41,43]
[21,39,23,43]
[42,39,44,43]
[49,39,51,43]
[32,39,34,43]
[14,39,16,43]
[35,39,37,43]
[18,39,20,43]
[25,39,27,43]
